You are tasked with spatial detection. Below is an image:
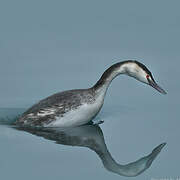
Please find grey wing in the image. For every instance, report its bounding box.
[16,90,84,126]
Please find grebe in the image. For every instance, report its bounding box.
[15,60,166,127]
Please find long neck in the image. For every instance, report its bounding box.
[92,61,131,96]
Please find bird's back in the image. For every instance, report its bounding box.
[15,89,96,127]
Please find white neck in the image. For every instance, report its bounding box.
[92,61,139,99]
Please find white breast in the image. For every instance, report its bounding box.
[46,96,104,127]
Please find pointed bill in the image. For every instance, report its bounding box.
[149,80,167,94]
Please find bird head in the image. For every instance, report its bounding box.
[123,60,167,94]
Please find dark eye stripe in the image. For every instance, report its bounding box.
[149,73,155,82]
[134,61,155,82]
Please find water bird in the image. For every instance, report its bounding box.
[15,60,167,127]
[14,124,166,177]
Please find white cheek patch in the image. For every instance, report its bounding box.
[122,63,138,77]
[137,70,148,83]
[124,63,149,84]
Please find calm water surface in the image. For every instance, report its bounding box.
[0,94,179,180]
[0,1,180,179]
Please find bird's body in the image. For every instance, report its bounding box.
[17,89,104,127]
[15,60,166,127]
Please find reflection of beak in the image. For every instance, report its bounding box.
[148,79,167,94]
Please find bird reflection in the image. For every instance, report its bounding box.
[14,124,166,177]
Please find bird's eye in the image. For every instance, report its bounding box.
[146,74,150,79]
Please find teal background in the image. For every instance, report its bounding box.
[0,0,179,179]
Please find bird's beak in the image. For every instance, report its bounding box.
[148,79,167,94]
